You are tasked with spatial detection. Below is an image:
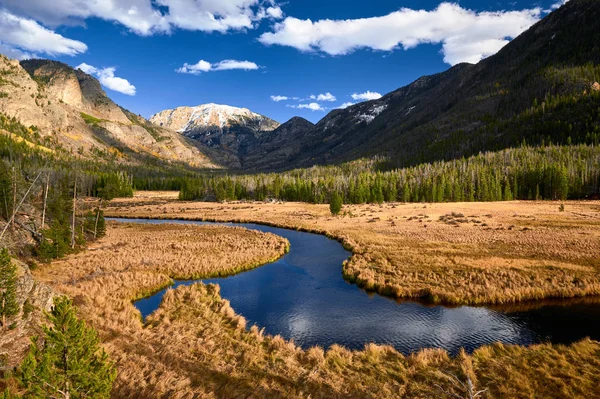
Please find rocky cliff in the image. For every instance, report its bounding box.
[0,57,220,169]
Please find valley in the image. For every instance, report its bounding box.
[13,195,599,398]
[1,0,600,398]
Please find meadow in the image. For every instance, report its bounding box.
[106,194,600,305]
[31,218,600,398]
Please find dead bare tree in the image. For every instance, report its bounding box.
[11,166,16,228]
[0,170,44,241]
[435,371,488,399]
[71,175,77,249]
[41,172,50,229]
[93,207,101,239]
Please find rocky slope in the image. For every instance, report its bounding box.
[0,57,220,169]
[151,104,279,156]
[0,259,54,369]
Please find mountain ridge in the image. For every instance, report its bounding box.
[0,57,220,169]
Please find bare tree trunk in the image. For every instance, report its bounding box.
[11,167,16,228]
[71,176,77,249]
[2,297,5,329]
[94,208,100,239]
[41,173,49,229]
[0,170,44,241]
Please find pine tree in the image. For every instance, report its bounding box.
[0,248,19,329]
[329,191,343,215]
[19,296,116,399]
[0,162,13,220]
[503,182,514,201]
[84,209,106,240]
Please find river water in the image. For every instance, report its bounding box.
[111,218,600,355]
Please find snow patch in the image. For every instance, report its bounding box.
[356,104,388,125]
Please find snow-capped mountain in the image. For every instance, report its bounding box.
[150,104,280,152]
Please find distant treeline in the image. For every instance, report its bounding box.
[179,145,600,204]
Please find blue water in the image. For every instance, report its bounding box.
[110,218,600,355]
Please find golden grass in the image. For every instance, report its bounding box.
[29,220,600,398]
[106,196,600,305]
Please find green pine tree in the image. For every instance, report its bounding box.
[0,248,19,329]
[329,191,343,215]
[19,296,116,399]
[503,182,514,201]
[0,162,13,220]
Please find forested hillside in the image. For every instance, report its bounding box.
[232,0,600,171]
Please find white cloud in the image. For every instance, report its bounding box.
[0,10,87,59]
[551,0,570,10]
[259,2,542,65]
[0,0,281,36]
[212,60,260,71]
[351,91,382,101]
[315,92,336,102]
[76,63,137,96]
[0,43,33,60]
[76,62,98,75]
[338,102,355,109]
[266,6,284,19]
[177,59,260,75]
[97,68,137,96]
[271,95,289,102]
[289,103,325,111]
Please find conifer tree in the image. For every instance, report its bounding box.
[330,191,343,215]
[0,162,13,220]
[19,296,116,399]
[0,248,19,329]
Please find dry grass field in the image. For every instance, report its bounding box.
[30,218,600,398]
[106,193,600,305]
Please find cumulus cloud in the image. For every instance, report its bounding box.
[259,2,542,65]
[550,0,570,10]
[76,63,137,96]
[266,6,284,19]
[1,0,282,36]
[271,95,289,102]
[0,10,87,59]
[314,93,336,102]
[288,103,325,111]
[351,91,382,101]
[177,59,260,75]
[338,102,355,109]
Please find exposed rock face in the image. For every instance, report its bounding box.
[0,56,220,169]
[151,104,280,156]
[0,259,54,369]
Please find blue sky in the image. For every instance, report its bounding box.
[0,0,568,123]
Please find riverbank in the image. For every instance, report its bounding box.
[31,220,600,398]
[106,194,600,305]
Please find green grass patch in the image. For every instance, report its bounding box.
[81,112,104,125]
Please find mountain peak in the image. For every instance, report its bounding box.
[150,103,280,154]
[150,103,279,133]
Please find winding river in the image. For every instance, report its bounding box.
[111,218,600,355]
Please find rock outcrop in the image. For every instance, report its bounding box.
[0,259,54,369]
[0,56,220,169]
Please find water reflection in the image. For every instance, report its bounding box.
[118,218,600,355]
